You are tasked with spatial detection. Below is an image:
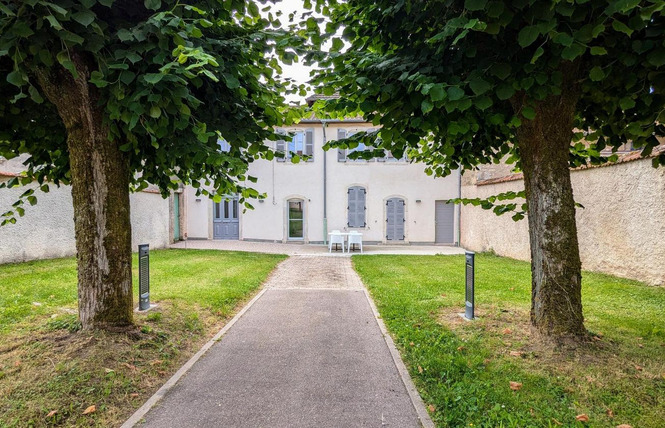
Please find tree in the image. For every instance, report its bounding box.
[0,0,304,330]
[309,0,665,340]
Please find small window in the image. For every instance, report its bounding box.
[348,186,366,228]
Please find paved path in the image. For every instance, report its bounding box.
[171,238,465,256]
[132,257,430,427]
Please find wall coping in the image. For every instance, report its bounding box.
[476,145,665,187]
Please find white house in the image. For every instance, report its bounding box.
[183,116,461,245]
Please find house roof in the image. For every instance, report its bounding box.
[305,94,340,107]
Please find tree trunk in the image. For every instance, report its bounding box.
[513,74,586,340]
[36,53,133,330]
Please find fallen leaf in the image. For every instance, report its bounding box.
[552,418,563,426]
[529,408,535,416]
[82,405,96,415]
[46,410,57,418]
[440,294,447,297]
[637,337,642,340]
[457,346,465,352]
[634,365,643,371]
[130,393,139,398]
[509,351,523,357]
[510,287,515,291]
[427,404,435,413]
[14,360,21,367]
[483,358,491,365]
[502,328,512,335]
[509,381,522,391]
[616,425,632,428]
[157,370,166,375]
[417,366,423,374]
[104,368,115,373]
[123,363,137,370]
[606,408,614,418]
[409,342,415,347]
[637,344,644,348]
[32,302,42,306]
[592,335,602,341]
[150,359,163,366]
[576,414,589,423]
[585,375,594,383]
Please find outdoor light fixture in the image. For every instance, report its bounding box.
[416,199,422,203]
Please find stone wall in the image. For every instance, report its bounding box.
[0,177,172,265]
[460,157,665,285]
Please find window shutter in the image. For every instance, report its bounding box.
[276,129,286,162]
[305,128,314,161]
[357,188,366,227]
[347,186,366,228]
[337,129,347,162]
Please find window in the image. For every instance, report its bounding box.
[276,129,314,162]
[287,199,304,239]
[347,186,366,228]
[337,129,404,162]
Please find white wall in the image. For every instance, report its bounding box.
[460,157,665,285]
[0,178,171,264]
[187,121,460,244]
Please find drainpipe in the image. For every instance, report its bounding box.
[322,120,329,245]
[457,167,462,247]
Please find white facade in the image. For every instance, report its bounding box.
[184,120,461,245]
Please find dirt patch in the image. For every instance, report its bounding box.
[0,299,251,427]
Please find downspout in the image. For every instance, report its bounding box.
[322,120,329,245]
[457,168,462,247]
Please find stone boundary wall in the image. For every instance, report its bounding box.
[460,157,665,285]
[0,181,171,265]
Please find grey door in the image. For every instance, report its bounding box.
[213,198,239,240]
[386,198,405,241]
[435,200,455,244]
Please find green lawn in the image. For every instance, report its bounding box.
[353,253,665,428]
[0,249,286,427]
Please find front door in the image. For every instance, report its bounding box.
[287,199,304,240]
[213,198,239,240]
[386,198,405,241]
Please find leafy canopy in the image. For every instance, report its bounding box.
[0,0,306,224]
[308,0,665,176]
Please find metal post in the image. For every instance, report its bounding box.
[465,251,475,320]
[138,244,150,311]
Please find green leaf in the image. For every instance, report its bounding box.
[496,84,514,100]
[6,70,25,87]
[590,46,607,56]
[517,26,540,48]
[589,66,605,81]
[530,47,544,64]
[647,48,665,67]
[144,0,162,10]
[612,20,633,36]
[421,99,433,114]
[27,196,37,206]
[45,15,63,30]
[248,2,260,17]
[474,95,493,110]
[72,10,96,27]
[28,85,44,103]
[117,28,134,41]
[521,106,536,120]
[464,0,487,11]
[331,38,344,52]
[447,86,465,101]
[223,73,240,89]
[469,77,491,95]
[430,84,446,102]
[553,32,574,47]
[144,73,164,84]
[561,43,585,60]
[619,97,635,110]
[490,63,511,80]
[11,22,34,37]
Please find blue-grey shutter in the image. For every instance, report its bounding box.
[305,128,314,161]
[337,129,346,162]
[386,198,405,240]
[276,129,286,162]
[348,186,366,227]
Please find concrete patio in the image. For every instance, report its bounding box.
[170,239,466,256]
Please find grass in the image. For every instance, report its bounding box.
[353,253,665,428]
[0,249,286,427]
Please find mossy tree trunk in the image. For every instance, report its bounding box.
[512,67,586,339]
[37,52,133,330]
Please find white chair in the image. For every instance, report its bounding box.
[347,231,363,253]
[329,230,345,253]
